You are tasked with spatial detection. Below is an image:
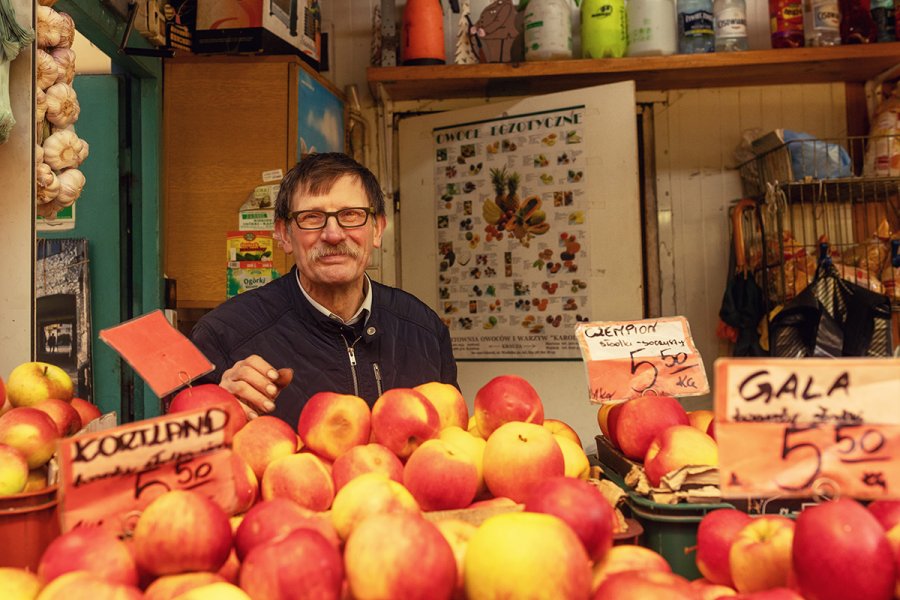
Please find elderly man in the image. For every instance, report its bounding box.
[191,153,458,428]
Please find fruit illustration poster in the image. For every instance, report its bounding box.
[433,106,590,360]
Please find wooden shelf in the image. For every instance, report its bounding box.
[368,43,900,101]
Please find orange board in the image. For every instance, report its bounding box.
[57,406,237,534]
[715,357,900,500]
[576,316,709,403]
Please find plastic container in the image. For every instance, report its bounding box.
[769,0,806,47]
[804,0,842,46]
[714,0,750,51]
[627,0,679,56]
[0,486,60,570]
[840,0,878,42]
[871,0,896,41]
[582,0,629,58]
[677,0,716,53]
[401,0,446,65]
[524,0,574,60]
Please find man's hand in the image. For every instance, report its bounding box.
[219,355,293,419]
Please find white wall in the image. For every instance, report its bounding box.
[0,0,34,379]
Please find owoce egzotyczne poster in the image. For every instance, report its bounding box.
[433,106,590,360]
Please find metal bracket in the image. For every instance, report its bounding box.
[118,1,174,58]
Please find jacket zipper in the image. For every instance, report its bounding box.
[345,336,361,396]
[373,362,383,397]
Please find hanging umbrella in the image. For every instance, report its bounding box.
[718,198,767,357]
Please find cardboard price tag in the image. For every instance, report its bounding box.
[57,406,238,534]
[575,316,709,403]
[715,357,900,499]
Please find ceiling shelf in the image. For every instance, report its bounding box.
[368,43,900,101]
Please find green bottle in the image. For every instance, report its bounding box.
[581,0,628,58]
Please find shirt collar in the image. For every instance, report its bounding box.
[295,270,372,326]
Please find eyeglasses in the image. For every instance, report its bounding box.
[288,207,375,230]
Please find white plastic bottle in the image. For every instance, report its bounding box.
[803,0,842,45]
[627,0,679,55]
[714,0,749,50]
[524,0,574,60]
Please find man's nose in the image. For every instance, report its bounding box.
[319,214,346,240]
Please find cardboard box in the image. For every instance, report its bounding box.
[194,0,321,69]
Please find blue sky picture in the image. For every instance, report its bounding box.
[297,69,345,156]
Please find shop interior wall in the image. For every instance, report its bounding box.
[0,0,33,378]
[320,2,851,449]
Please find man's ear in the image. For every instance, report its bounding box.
[372,214,387,249]
[274,219,293,255]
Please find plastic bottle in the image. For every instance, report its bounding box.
[840,0,878,42]
[714,0,750,50]
[804,0,842,45]
[769,0,805,47]
[677,0,715,53]
[871,0,896,41]
[582,0,629,58]
[401,0,446,65]
[627,0,679,55]
[524,0,574,60]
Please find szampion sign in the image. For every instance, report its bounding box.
[432,105,590,359]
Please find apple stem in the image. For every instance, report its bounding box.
[43,365,49,376]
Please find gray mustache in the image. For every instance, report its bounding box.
[309,244,361,261]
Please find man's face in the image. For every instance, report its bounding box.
[276,174,385,293]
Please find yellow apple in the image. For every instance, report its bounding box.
[171,582,251,600]
[438,425,487,497]
[415,381,469,431]
[543,418,582,446]
[729,515,795,593]
[0,567,41,600]
[688,409,715,433]
[0,443,29,496]
[232,415,299,479]
[696,508,753,587]
[553,434,591,479]
[595,570,697,599]
[330,472,420,541]
[465,511,591,599]
[435,518,478,594]
[34,571,142,600]
[6,362,73,408]
[144,572,227,600]
[23,465,49,492]
[644,424,718,487]
[260,451,334,511]
[0,407,60,468]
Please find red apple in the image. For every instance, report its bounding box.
[414,381,469,431]
[260,451,334,511]
[0,375,5,410]
[731,589,804,600]
[344,512,457,600]
[331,442,404,492]
[34,398,82,437]
[144,572,227,600]
[482,421,565,503]
[691,578,738,599]
[230,452,258,514]
[38,526,138,586]
[34,571,142,600]
[330,472,420,541]
[240,528,344,600]
[613,395,689,461]
[591,544,671,592]
[0,443,29,496]
[70,397,102,428]
[594,570,698,599]
[644,424,718,487]
[730,515,795,593]
[793,497,895,600]
[473,374,544,438]
[465,511,591,600]
[596,403,620,445]
[232,415,299,479]
[696,508,754,587]
[0,406,60,468]
[168,384,247,439]
[5,361,73,407]
[438,425,487,498]
[0,567,41,600]
[371,387,440,460]
[867,499,900,531]
[234,497,340,561]
[297,391,371,461]
[524,476,616,561]
[132,489,233,576]
[403,438,479,511]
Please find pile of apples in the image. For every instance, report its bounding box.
[0,362,102,496]
[692,498,900,600]
[597,394,718,487]
[0,373,712,599]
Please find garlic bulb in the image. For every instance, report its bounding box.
[37,199,64,220]
[35,87,47,125]
[57,13,75,49]
[36,143,44,167]
[36,162,60,204]
[42,129,86,171]
[37,6,65,49]
[45,83,80,128]
[36,50,58,91]
[55,168,85,207]
[77,139,89,164]
[51,48,76,85]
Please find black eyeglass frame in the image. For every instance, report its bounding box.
[287,207,376,230]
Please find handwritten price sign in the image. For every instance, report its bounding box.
[575,316,709,403]
[715,358,900,500]
[57,406,238,533]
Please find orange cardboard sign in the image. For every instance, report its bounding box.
[99,310,214,397]
[57,406,238,534]
[575,316,709,403]
[715,357,900,499]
